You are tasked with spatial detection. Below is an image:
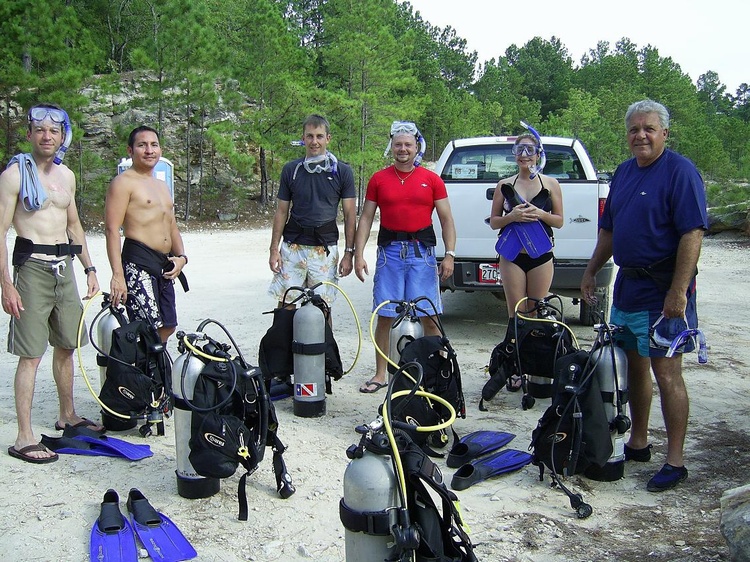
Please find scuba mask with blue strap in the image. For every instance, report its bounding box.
[519,120,546,179]
[28,105,72,165]
[385,121,427,167]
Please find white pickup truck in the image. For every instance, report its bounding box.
[432,135,614,325]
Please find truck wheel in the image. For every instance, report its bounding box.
[579,287,611,326]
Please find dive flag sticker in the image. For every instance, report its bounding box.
[295,383,316,397]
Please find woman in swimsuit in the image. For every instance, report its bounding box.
[488,133,564,319]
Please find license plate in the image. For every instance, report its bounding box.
[479,263,501,284]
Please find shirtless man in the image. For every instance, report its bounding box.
[0,103,101,463]
[105,126,187,343]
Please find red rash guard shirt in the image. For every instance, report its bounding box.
[365,165,448,231]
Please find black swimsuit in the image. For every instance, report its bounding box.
[503,176,554,271]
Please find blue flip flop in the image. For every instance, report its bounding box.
[446,430,516,468]
[451,449,532,491]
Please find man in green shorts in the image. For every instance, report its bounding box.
[0,104,102,464]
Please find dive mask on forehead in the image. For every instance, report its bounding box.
[385,120,427,167]
[28,106,67,124]
[28,105,73,165]
[390,121,419,137]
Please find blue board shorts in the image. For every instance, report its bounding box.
[372,241,442,317]
[610,290,698,358]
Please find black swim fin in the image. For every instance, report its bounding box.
[90,489,138,562]
[451,449,532,491]
[500,183,526,208]
[127,488,197,562]
[446,431,516,468]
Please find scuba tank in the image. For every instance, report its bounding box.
[584,324,630,482]
[341,426,401,562]
[387,301,424,378]
[293,295,326,418]
[340,411,476,561]
[173,321,295,514]
[94,301,137,431]
[172,334,221,499]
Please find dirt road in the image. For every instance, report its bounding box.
[0,227,746,561]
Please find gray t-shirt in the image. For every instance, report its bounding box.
[278,158,355,245]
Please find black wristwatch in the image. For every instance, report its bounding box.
[84,266,97,274]
[178,254,188,264]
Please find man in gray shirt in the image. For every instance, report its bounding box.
[268,114,356,307]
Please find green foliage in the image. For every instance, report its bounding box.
[706,181,750,208]
[705,181,750,232]
[0,0,99,159]
[507,36,573,118]
[0,0,747,224]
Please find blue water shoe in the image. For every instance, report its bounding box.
[647,463,688,492]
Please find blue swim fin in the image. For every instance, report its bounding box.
[127,488,197,562]
[451,449,533,491]
[41,434,121,458]
[42,426,153,461]
[90,489,138,562]
[496,182,553,259]
[514,221,553,258]
[73,434,152,461]
[446,431,516,468]
[66,424,152,461]
[495,227,524,260]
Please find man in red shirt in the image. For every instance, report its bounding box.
[354,121,456,393]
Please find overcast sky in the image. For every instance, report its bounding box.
[405,0,748,95]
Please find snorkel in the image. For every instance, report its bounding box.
[666,328,708,362]
[520,120,545,179]
[385,121,427,167]
[54,109,72,165]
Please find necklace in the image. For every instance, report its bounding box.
[394,166,416,185]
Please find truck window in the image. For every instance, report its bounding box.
[441,145,584,182]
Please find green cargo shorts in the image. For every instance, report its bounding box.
[8,257,88,358]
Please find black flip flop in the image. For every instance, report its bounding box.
[54,418,106,434]
[8,443,59,464]
[359,379,387,394]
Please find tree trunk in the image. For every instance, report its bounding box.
[198,105,205,217]
[260,145,269,207]
[184,98,191,221]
